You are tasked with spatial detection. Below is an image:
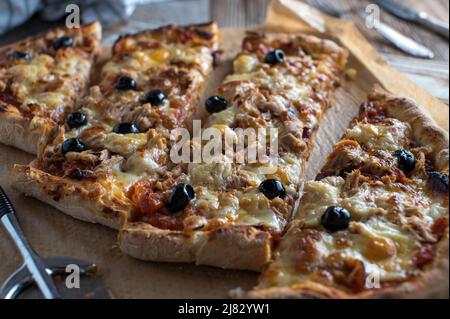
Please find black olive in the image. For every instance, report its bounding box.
[428,171,449,193]
[205,96,228,113]
[264,49,285,65]
[11,51,31,61]
[394,149,416,174]
[66,112,87,129]
[167,183,196,213]
[69,168,87,180]
[115,76,137,90]
[61,138,86,154]
[53,36,74,50]
[321,206,351,232]
[112,122,140,134]
[145,90,166,106]
[259,179,286,200]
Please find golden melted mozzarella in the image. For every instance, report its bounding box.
[124,149,163,176]
[226,54,312,104]
[188,154,233,189]
[102,44,212,79]
[344,119,411,152]
[297,176,447,227]
[260,176,448,291]
[236,190,282,231]
[8,53,90,110]
[102,133,147,157]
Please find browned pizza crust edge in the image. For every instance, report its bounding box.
[368,87,449,172]
[0,112,46,154]
[11,164,129,230]
[118,222,272,271]
[238,88,449,299]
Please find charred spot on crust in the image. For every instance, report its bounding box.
[302,127,313,139]
[50,184,64,202]
[102,207,120,217]
[359,102,387,123]
[428,171,449,193]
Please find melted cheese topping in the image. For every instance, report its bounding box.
[190,187,283,232]
[188,154,233,189]
[225,54,312,105]
[259,171,448,292]
[7,53,91,111]
[345,119,411,152]
[102,44,213,79]
[102,133,147,157]
[261,217,419,290]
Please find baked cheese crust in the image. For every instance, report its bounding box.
[0,22,102,154]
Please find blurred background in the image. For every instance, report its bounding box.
[0,0,448,103]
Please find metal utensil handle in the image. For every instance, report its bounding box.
[374,21,435,59]
[0,186,61,299]
[0,186,16,218]
[418,12,450,39]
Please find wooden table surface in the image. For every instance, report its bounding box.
[0,0,448,103]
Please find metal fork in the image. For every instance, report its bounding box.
[308,0,435,59]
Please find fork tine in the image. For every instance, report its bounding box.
[309,0,342,18]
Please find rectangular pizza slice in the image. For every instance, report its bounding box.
[241,89,449,297]
[0,22,102,154]
[118,32,348,270]
[11,23,220,230]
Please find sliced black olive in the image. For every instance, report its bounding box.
[264,49,285,65]
[145,90,166,106]
[428,171,449,193]
[66,112,87,129]
[53,36,74,50]
[167,183,196,213]
[321,206,351,232]
[11,51,31,61]
[61,138,86,154]
[394,149,416,174]
[112,123,140,134]
[259,179,286,200]
[115,76,137,90]
[69,168,87,180]
[205,95,228,113]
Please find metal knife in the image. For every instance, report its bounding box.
[359,11,435,59]
[374,0,449,39]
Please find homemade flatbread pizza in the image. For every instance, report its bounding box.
[1,21,447,298]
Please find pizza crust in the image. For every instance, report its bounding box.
[118,222,272,271]
[0,111,46,154]
[11,165,129,230]
[369,87,449,172]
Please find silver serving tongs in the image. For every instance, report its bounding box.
[0,186,61,299]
